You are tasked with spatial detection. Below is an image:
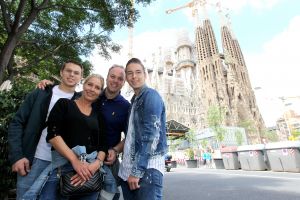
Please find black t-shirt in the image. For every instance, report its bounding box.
[47,98,107,154]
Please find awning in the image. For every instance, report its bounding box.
[166,120,189,137]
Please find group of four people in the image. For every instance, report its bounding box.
[8,58,168,200]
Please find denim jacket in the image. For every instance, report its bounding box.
[130,85,168,178]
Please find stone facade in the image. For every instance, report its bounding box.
[124,8,265,144]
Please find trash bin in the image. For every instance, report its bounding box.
[265,141,300,172]
[237,144,268,171]
[171,160,177,168]
[221,146,240,170]
[212,149,225,169]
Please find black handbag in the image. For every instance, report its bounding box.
[60,169,105,197]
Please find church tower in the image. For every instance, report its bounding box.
[145,1,265,144]
[194,4,231,128]
[192,3,265,143]
[219,10,265,143]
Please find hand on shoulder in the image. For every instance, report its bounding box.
[36,79,53,90]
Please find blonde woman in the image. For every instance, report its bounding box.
[40,74,107,200]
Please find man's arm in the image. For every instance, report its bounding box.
[36,79,53,90]
[104,139,124,165]
[8,89,40,175]
[130,91,163,178]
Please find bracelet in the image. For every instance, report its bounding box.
[111,147,118,155]
[96,158,103,167]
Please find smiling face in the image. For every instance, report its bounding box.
[106,66,125,96]
[125,62,146,95]
[82,75,104,102]
[60,62,82,88]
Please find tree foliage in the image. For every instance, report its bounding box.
[0,77,35,198]
[288,130,300,141]
[235,129,244,146]
[238,119,262,143]
[0,0,154,83]
[200,139,208,149]
[261,130,279,142]
[185,148,195,160]
[207,105,226,143]
[168,137,183,153]
[238,120,256,133]
[184,130,198,160]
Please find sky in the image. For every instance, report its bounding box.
[89,0,300,127]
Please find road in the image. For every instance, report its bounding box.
[163,167,300,200]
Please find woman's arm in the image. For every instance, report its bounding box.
[70,150,106,186]
[49,136,92,181]
[89,151,106,172]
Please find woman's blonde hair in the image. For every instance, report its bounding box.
[83,74,104,91]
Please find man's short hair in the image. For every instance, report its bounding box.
[108,64,125,75]
[125,58,145,72]
[61,60,83,71]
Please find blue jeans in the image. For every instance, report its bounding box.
[120,168,163,200]
[16,158,50,200]
[39,163,99,200]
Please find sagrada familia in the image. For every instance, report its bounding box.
[125,1,265,144]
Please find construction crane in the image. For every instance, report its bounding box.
[165,1,195,15]
[128,0,134,59]
[166,0,204,27]
[165,0,219,27]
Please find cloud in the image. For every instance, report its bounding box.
[90,28,183,78]
[146,0,163,15]
[246,15,300,126]
[219,0,283,12]
[179,0,284,24]
[247,15,300,97]
[89,0,297,127]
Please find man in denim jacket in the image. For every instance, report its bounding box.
[118,58,167,200]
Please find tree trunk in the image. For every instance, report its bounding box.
[0,34,18,84]
[7,52,15,81]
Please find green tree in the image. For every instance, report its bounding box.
[200,139,208,149]
[0,0,154,83]
[235,129,243,146]
[185,129,197,147]
[0,77,35,198]
[207,105,226,145]
[289,130,300,141]
[261,130,279,142]
[238,120,261,143]
[184,130,198,160]
[292,130,300,138]
[168,136,183,153]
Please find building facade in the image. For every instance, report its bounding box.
[124,4,265,144]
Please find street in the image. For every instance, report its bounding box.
[163,167,300,200]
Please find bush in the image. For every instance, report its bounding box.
[0,78,35,198]
[185,148,195,160]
